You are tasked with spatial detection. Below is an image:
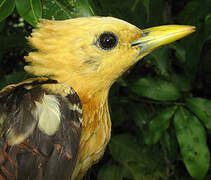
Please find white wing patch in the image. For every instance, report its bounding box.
[34,94,61,135]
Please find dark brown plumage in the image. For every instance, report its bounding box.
[0,78,82,179]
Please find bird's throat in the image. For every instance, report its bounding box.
[72,90,111,179]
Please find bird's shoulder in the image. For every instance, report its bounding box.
[0,77,82,179]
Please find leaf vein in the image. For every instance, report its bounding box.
[54,0,72,18]
[0,0,7,8]
[30,0,38,23]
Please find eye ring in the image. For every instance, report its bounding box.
[97,31,118,50]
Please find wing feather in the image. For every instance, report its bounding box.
[0,78,82,179]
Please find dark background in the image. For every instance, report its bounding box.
[1,0,211,179]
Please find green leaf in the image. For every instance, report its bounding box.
[110,106,127,128]
[97,165,122,180]
[170,74,192,92]
[205,14,211,41]
[95,0,147,28]
[16,0,42,27]
[145,106,177,145]
[148,0,164,26]
[109,134,167,180]
[177,0,211,81]
[0,20,5,32]
[109,134,140,162]
[141,0,150,22]
[42,0,73,20]
[160,130,179,163]
[131,77,181,101]
[126,161,167,180]
[74,0,96,17]
[174,107,210,179]
[177,1,200,25]
[148,47,170,78]
[169,43,186,64]
[0,0,15,22]
[42,0,95,20]
[129,103,152,130]
[186,97,211,130]
[182,32,204,82]
[177,0,211,25]
[97,164,128,180]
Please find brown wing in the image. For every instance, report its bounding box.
[0,78,82,180]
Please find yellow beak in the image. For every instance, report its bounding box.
[132,25,195,56]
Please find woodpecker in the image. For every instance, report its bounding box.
[0,17,195,180]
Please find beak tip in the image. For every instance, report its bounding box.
[131,24,196,58]
[132,24,196,48]
[184,25,196,33]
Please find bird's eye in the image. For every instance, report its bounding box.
[98,32,118,50]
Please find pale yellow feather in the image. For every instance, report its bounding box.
[34,94,61,135]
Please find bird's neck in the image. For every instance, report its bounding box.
[58,76,110,123]
[78,88,110,126]
[70,85,112,180]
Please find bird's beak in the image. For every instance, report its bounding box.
[131,25,195,57]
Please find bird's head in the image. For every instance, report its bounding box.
[25,17,194,103]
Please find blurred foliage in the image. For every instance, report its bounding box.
[1,0,211,179]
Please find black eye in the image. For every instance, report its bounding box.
[98,32,118,50]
